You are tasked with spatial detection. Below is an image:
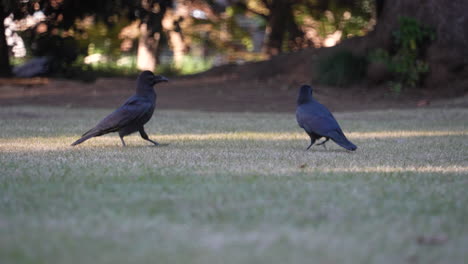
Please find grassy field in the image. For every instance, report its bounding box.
[0,105,467,264]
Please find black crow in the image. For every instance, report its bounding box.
[71,71,168,146]
[296,85,357,151]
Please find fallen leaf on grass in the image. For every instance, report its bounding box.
[416,234,448,245]
[417,99,430,107]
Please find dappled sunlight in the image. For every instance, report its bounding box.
[0,130,466,153]
[0,137,72,152]
[347,130,468,139]
[321,166,468,174]
[159,130,467,140]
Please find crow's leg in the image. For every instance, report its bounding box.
[306,137,316,150]
[139,127,159,146]
[120,136,127,147]
[316,138,329,149]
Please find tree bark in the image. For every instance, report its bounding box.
[0,12,12,77]
[263,0,306,56]
[264,0,291,56]
[168,29,185,69]
[375,0,385,19]
[371,0,468,57]
[364,0,468,87]
[137,23,160,71]
[162,9,186,69]
[136,0,170,71]
[286,8,306,52]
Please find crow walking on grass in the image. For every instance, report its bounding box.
[296,85,357,151]
[71,71,168,147]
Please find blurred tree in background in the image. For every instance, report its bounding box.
[1,0,466,90]
[1,0,18,76]
[0,0,375,77]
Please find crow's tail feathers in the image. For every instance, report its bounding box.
[71,134,94,146]
[329,130,357,151]
[71,129,99,146]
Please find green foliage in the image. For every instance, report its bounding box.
[52,55,139,82]
[393,17,435,51]
[295,0,374,40]
[317,50,367,86]
[154,63,180,77]
[75,18,134,62]
[155,56,213,77]
[369,17,435,89]
[177,56,213,75]
[188,5,257,61]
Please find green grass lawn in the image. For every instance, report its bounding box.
[0,106,467,264]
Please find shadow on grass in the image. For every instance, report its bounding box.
[303,148,354,153]
[123,143,171,148]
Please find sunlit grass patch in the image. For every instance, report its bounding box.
[0,106,467,264]
[348,130,468,138]
[323,165,468,174]
[1,130,466,152]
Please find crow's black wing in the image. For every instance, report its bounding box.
[296,102,357,150]
[296,103,340,136]
[82,96,153,137]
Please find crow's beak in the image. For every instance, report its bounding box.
[158,76,169,82]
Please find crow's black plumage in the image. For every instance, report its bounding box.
[296,85,357,151]
[71,71,168,146]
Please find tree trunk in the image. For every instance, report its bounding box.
[168,29,185,69]
[264,0,292,56]
[162,9,186,69]
[0,12,12,77]
[369,0,468,87]
[286,8,307,52]
[372,0,468,56]
[137,23,160,71]
[375,0,385,19]
[136,0,170,71]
